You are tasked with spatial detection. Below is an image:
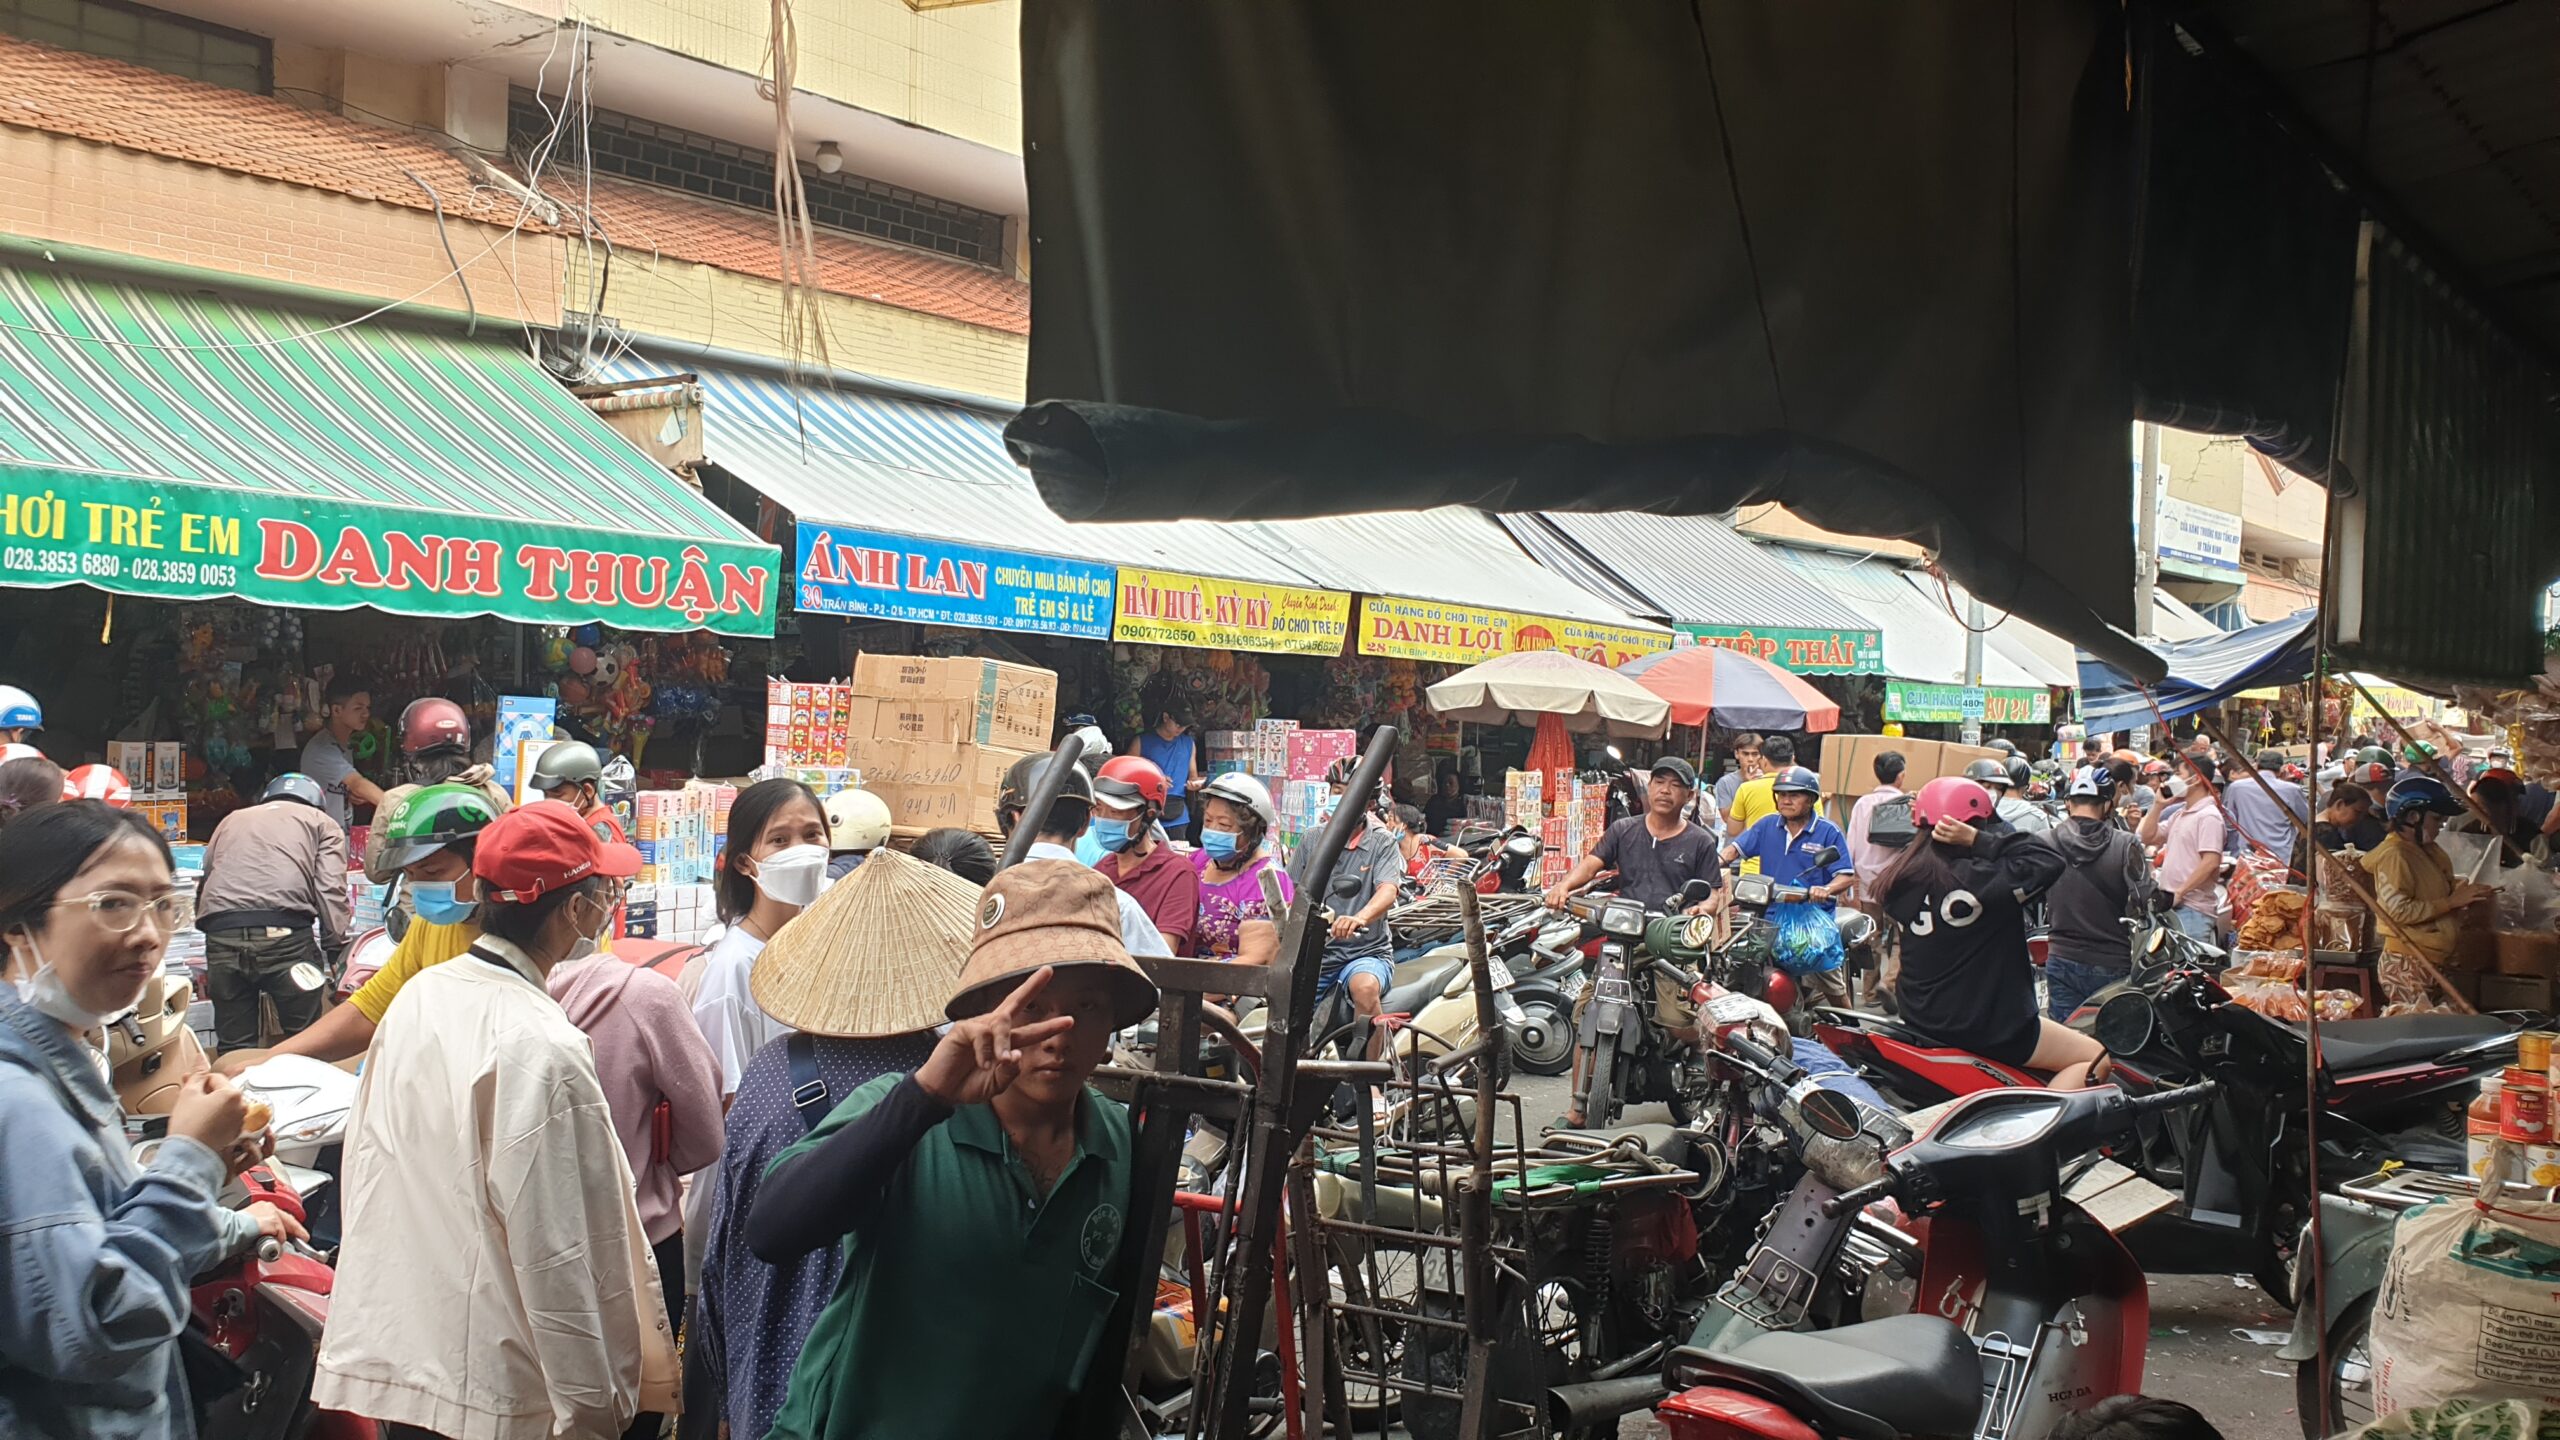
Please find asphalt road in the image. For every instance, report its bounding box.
[1503,1071,2304,1440]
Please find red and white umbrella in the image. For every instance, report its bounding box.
[1617,646,1841,733]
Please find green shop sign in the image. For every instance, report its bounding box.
[1677,624,1882,673]
[0,467,778,637]
[1884,681,2052,725]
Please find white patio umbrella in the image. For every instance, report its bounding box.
[1424,649,1671,738]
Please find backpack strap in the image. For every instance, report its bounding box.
[786,1032,830,1134]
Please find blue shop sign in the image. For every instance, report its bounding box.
[793,521,1114,638]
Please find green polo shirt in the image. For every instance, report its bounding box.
[765,1073,1134,1440]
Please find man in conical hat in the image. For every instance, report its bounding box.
[749,859,1158,1440]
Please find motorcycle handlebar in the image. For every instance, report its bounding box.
[1821,1176,1896,1218]
[2127,1080,2218,1115]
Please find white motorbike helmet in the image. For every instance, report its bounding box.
[825,787,894,853]
[1197,770,1279,829]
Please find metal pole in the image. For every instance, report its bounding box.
[1960,595,1986,747]
[2136,421,2162,641]
[997,731,1087,869]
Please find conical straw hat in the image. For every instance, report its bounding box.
[750,845,982,1037]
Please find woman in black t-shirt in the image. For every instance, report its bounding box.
[1878,777,2104,1087]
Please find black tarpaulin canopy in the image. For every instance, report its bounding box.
[1006,0,2163,679]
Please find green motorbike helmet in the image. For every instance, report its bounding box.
[376,781,502,871]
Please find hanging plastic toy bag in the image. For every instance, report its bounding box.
[1768,900,1845,976]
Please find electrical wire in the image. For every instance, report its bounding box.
[400,167,477,337]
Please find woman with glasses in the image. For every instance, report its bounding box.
[0,799,305,1439]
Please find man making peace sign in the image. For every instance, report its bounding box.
[747,860,1159,1440]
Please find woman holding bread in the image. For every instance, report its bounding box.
[0,799,304,1439]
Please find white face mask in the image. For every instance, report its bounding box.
[563,891,615,962]
[748,844,829,908]
[12,933,127,1031]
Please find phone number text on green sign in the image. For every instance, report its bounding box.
[1884,681,2052,725]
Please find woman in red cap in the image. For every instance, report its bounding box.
[314,801,678,1439]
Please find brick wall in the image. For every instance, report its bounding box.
[572,244,1026,401]
[566,0,1021,156]
[0,128,565,324]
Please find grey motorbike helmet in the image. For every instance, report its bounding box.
[528,740,605,795]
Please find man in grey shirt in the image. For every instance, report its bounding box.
[1298,802,1406,1058]
[1712,733,1764,819]
[2223,749,2307,869]
[299,675,386,832]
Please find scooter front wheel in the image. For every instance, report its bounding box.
[1581,1033,1619,1129]
[1509,992,1575,1076]
[2294,1294,2374,1440]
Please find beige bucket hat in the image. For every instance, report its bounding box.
[946,859,1158,1030]
[750,845,984,1037]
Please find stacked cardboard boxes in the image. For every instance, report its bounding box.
[632,783,732,888]
[109,739,189,842]
[829,655,1060,839]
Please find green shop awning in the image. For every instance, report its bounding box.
[0,265,777,636]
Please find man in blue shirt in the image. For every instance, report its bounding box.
[1718,765,1856,1007]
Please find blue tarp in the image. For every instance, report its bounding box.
[2075,609,2318,731]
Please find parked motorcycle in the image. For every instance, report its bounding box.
[1489,906,1603,1076]
[2088,976,2514,1301]
[153,1149,374,1440]
[1656,1079,2218,1440]
[1567,881,1719,1127]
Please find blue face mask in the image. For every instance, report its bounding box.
[1201,827,1243,862]
[408,878,476,925]
[1088,817,1136,854]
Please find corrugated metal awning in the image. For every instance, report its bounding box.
[1497,512,1877,635]
[604,352,1659,636]
[1768,547,2066,687]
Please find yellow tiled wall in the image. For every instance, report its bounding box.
[570,243,1026,400]
[0,129,564,324]
[562,0,1020,155]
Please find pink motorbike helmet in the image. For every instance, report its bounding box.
[1913,776,1996,827]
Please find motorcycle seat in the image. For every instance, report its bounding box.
[1671,1314,1980,1440]
[2315,1014,2514,1074]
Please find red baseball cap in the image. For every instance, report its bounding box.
[473,799,640,902]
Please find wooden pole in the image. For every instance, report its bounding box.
[2192,709,2476,1014]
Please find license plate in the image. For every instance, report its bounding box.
[1595,977,1633,1004]
[1561,972,1589,1003]
[1485,957,1516,991]
[1495,993,1527,1023]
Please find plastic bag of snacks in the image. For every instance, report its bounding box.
[2370,1144,2560,1414]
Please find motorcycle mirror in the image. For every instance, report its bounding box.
[2145,928,2167,956]
[1678,877,1716,906]
[1812,845,1841,867]
[1606,744,1624,763]
[2093,991,2158,1056]
[1798,1087,1864,1142]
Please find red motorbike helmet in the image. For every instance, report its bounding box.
[1094,754,1171,810]
[399,697,470,755]
[1913,776,1996,827]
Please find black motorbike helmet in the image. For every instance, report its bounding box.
[997,752,1095,836]
[1962,757,2013,791]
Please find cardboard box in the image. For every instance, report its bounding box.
[852,655,1059,752]
[2491,929,2560,979]
[2479,972,2554,1013]
[108,739,150,781]
[868,742,1034,833]
[151,742,184,797]
[876,697,971,747]
[1818,735,1999,823]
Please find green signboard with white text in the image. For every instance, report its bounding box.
[1884,681,2051,725]
[1676,624,1882,673]
[0,466,778,636]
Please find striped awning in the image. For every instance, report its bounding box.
[0,265,779,635]
[601,351,1665,662]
